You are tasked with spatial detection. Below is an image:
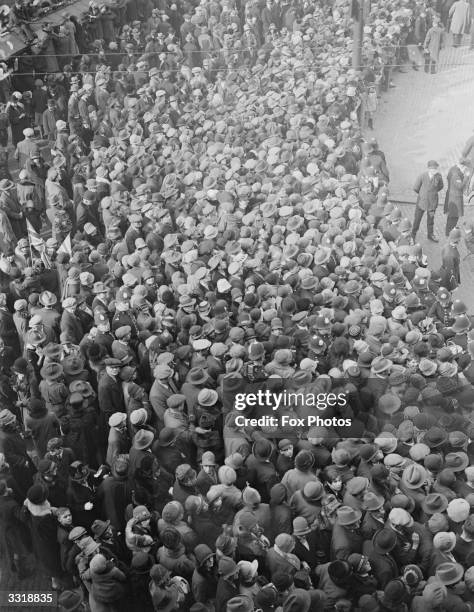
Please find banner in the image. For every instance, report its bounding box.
[58,233,72,257]
[27,220,51,269]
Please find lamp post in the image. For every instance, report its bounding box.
[352,0,364,70]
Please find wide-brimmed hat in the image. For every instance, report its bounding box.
[186,367,208,385]
[57,589,84,612]
[313,248,331,266]
[158,427,179,447]
[40,362,63,380]
[39,290,57,306]
[43,343,62,361]
[91,519,110,539]
[378,393,401,415]
[424,427,448,448]
[362,491,384,512]
[452,315,470,333]
[401,464,427,489]
[444,451,469,472]
[371,357,392,374]
[133,429,154,450]
[62,355,85,376]
[373,528,397,554]
[92,282,108,294]
[422,493,449,515]
[419,358,437,377]
[336,505,362,526]
[435,562,464,586]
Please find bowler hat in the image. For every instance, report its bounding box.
[293,516,312,537]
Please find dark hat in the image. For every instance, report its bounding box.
[422,493,449,515]
[373,528,397,554]
[27,484,47,505]
[444,451,469,472]
[40,362,63,380]
[103,357,123,367]
[218,555,239,579]
[69,461,88,481]
[381,580,407,610]
[337,505,362,526]
[150,563,171,585]
[294,449,314,471]
[187,367,208,385]
[91,519,110,538]
[328,560,352,582]
[424,426,448,448]
[253,438,273,460]
[58,589,84,612]
[158,427,179,446]
[359,443,379,462]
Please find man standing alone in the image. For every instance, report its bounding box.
[444,159,470,236]
[441,228,462,289]
[412,160,444,242]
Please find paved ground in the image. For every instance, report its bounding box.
[372,40,474,303]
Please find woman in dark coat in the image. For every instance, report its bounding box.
[24,398,60,460]
[66,461,97,529]
[95,454,133,533]
[21,484,63,588]
[0,480,33,580]
[6,94,29,147]
[268,483,292,545]
[0,409,35,497]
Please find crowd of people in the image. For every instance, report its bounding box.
[1,0,474,611]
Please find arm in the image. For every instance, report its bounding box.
[125,518,154,548]
[423,29,431,48]
[110,566,126,581]
[413,174,422,194]
[462,136,474,158]
[416,526,433,575]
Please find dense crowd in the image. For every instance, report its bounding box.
[1,0,474,611]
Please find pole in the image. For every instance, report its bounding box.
[26,225,34,266]
[352,0,364,70]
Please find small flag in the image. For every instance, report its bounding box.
[58,233,72,257]
[27,220,51,269]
